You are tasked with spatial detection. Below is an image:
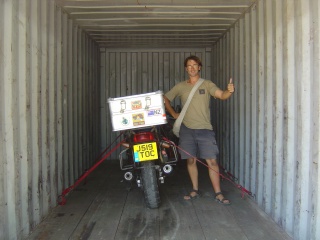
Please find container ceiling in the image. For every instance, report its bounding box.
[54,0,255,48]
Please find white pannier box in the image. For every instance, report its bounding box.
[108,91,167,131]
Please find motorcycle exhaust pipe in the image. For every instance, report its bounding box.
[163,164,173,174]
[124,171,133,181]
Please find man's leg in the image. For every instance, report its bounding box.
[184,157,199,199]
[206,159,230,204]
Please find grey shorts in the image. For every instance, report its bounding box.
[179,124,219,160]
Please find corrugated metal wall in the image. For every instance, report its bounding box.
[1,0,319,239]
[100,49,212,159]
[213,0,320,239]
[0,0,101,239]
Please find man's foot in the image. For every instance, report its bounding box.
[184,190,200,200]
[215,192,231,205]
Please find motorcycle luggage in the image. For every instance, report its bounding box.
[108,91,167,131]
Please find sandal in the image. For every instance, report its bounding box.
[215,192,231,205]
[184,189,200,200]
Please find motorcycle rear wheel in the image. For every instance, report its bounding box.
[141,161,160,208]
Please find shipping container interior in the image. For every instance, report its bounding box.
[0,0,319,239]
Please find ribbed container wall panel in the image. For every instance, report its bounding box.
[100,49,211,159]
[0,0,101,239]
[212,0,320,239]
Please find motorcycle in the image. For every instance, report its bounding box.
[118,125,179,208]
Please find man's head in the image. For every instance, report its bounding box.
[184,55,202,76]
[184,55,202,68]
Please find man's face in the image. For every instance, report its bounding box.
[185,60,201,77]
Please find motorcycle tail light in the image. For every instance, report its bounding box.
[133,132,155,143]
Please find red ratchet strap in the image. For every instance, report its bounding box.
[219,164,238,182]
[162,137,254,199]
[95,132,124,163]
[58,135,124,205]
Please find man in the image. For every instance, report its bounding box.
[164,55,234,204]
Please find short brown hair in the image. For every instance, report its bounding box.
[184,55,202,67]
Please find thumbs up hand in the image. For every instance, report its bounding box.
[227,77,235,93]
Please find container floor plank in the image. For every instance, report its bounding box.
[27,160,292,240]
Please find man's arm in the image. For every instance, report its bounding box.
[164,96,179,119]
[214,77,235,100]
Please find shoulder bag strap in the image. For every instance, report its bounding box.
[172,78,204,137]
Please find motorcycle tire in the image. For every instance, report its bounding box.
[141,161,160,209]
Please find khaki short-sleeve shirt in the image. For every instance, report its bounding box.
[165,79,219,130]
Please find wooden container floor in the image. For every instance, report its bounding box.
[27,160,292,240]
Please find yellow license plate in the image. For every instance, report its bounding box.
[133,142,158,162]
